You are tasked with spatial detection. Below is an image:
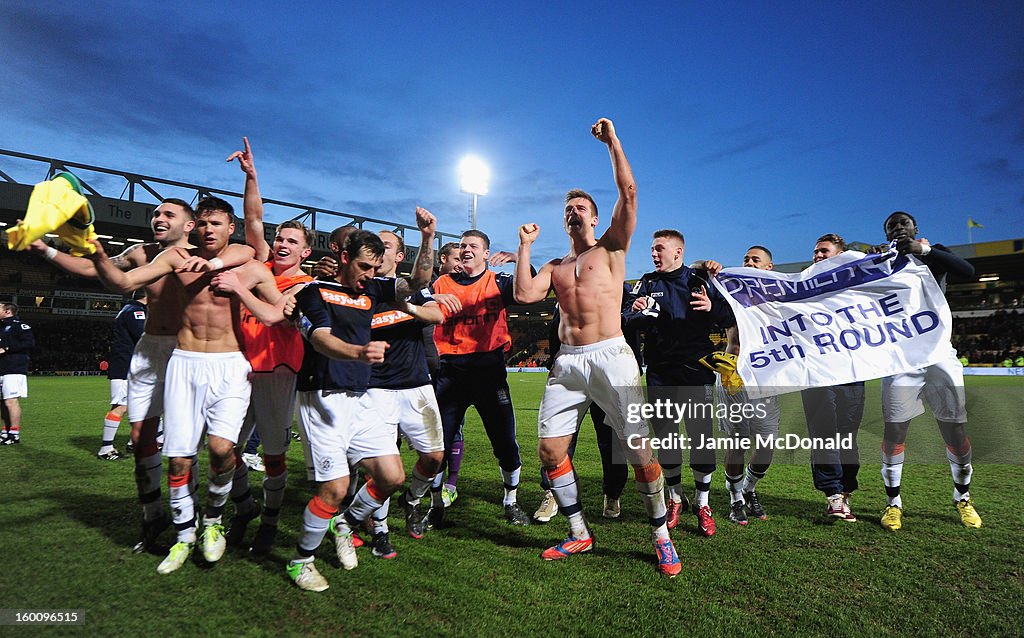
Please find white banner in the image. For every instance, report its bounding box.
[712,248,952,395]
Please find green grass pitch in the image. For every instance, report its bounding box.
[0,374,1021,637]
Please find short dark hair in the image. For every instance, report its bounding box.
[565,189,598,217]
[461,229,490,249]
[343,229,385,260]
[440,242,460,259]
[883,211,917,231]
[196,196,236,224]
[1,302,17,315]
[747,245,773,261]
[816,233,846,251]
[161,197,194,219]
[379,230,405,257]
[653,229,685,245]
[276,220,313,248]
[329,225,357,252]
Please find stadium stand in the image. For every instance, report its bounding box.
[951,310,1024,365]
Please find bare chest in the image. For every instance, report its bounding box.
[551,251,611,294]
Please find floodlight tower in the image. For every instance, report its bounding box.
[458,155,490,230]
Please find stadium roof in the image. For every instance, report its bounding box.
[0,149,461,273]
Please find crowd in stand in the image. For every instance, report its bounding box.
[27,315,112,372]
[951,309,1024,365]
[507,320,550,367]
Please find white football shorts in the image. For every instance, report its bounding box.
[127,333,177,423]
[538,336,649,441]
[162,349,252,458]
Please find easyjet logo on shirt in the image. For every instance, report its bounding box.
[372,310,414,328]
[320,288,371,309]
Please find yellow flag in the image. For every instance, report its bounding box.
[968,217,984,229]
[7,172,97,255]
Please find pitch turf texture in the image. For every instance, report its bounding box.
[1,375,1021,637]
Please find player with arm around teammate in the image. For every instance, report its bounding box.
[90,199,279,574]
[285,230,443,591]
[31,198,254,552]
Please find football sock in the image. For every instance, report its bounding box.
[346,480,386,526]
[500,466,521,506]
[372,497,390,534]
[633,462,670,540]
[188,455,199,511]
[946,439,973,502]
[881,441,905,507]
[742,464,768,494]
[168,470,196,543]
[230,451,258,518]
[408,459,433,503]
[99,410,121,454]
[445,439,464,488]
[430,482,444,509]
[296,496,337,558]
[262,455,287,527]
[545,457,588,540]
[662,462,683,502]
[726,472,744,504]
[693,469,713,508]
[135,444,164,522]
[206,467,234,521]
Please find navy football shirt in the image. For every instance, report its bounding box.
[369,288,433,389]
[295,278,396,393]
[108,300,147,380]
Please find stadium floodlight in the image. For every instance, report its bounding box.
[458,155,490,230]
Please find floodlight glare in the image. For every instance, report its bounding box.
[459,156,490,196]
[458,155,491,229]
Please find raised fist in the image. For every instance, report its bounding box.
[519,223,540,245]
[415,206,437,234]
[591,118,616,143]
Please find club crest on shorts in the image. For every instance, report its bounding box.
[320,457,334,472]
